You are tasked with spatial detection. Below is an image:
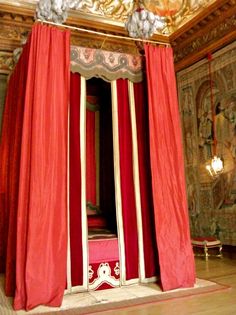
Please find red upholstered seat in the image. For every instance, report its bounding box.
[191,237,221,247]
[191,237,222,260]
[87,215,107,229]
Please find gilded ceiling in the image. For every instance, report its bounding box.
[2,0,217,35]
[66,0,217,34]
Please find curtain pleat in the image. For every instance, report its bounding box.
[144,44,195,290]
[133,81,159,279]
[116,79,139,281]
[69,73,83,287]
[5,53,29,296]
[86,110,96,206]
[0,49,29,295]
[8,24,71,310]
[127,80,145,281]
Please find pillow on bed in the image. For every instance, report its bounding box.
[87,214,107,229]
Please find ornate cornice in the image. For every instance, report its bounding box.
[174,14,236,67]
[0,51,14,74]
[0,23,30,51]
[0,7,33,52]
[173,0,236,71]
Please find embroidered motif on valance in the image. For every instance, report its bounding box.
[70,46,143,83]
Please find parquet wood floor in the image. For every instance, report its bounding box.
[95,249,236,315]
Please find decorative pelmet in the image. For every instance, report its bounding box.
[70,46,143,83]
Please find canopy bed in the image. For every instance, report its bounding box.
[0,24,195,311]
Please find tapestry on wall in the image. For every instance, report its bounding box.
[177,41,236,245]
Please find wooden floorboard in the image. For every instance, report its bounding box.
[1,248,236,315]
[96,250,236,315]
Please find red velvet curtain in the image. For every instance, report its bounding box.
[0,24,70,310]
[0,44,29,295]
[86,109,96,206]
[70,73,83,286]
[133,81,158,278]
[116,79,139,280]
[144,45,195,290]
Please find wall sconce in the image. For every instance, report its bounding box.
[205,53,224,177]
[206,156,224,177]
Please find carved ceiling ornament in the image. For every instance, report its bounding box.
[143,0,209,33]
[0,24,27,42]
[35,0,216,35]
[35,0,135,24]
[0,52,14,74]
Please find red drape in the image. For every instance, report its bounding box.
[0,24,71,310]
[70,73,83,286]
[116,79,139,280]
[99,85,116,229]
[86,109,96,206]
[144,44,195,290]
[133,81,158,278]
[0,47,29,295]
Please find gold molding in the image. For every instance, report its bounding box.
[0,0,218,34]
[169,0,232,41]
[0,51,13,74]
[173,0,236,71]
[175,24,236,72]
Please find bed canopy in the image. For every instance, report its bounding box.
[0,24,195,311]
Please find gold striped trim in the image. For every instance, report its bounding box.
[111,80,126,285]
[128,80,145,282]
[95,111,100,206]
[66,102,72,292]
[80,76,89,289]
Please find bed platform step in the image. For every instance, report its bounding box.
[88,236,120,290]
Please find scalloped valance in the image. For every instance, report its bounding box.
[70,46,143,83]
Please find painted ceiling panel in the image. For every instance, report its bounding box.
[2,0,218,35]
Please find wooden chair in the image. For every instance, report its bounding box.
[191,237,223,261]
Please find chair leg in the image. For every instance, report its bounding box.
[219,245,223,258]
[204,244,209,261]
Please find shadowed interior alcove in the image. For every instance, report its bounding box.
[86,78,117,236]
